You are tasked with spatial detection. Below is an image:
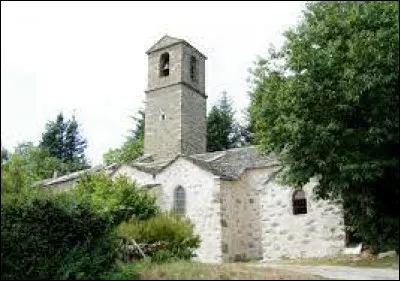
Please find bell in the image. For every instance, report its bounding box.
[163,62,169,70]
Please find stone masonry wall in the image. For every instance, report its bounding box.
[45,161,345,263]
[147,44,183,91]
[181,87,207,155]
[145,41,207,160]
[114,165,155,185]
[144,84,207,159]
[181,44,206,94]
[156,158,223,263]
[144,84,183,160]
[219,168,268,262]
[240,169,265,260]
[220,167,345,262]
[260,175,345,260]
[110,161,223,263]
[220,179,247,262]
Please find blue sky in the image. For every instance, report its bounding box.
[1,1,305,165]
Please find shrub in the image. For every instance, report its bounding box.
[73,172,159,225]
[1,190,117,280]
[117,213,200,261]
[150,249,178,263]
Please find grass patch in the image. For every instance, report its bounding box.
[279,255,399,269]
[101,262,140,280]
[103,260,322,280]
[240,257,263,263]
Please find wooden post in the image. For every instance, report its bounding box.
[132,239,146,258]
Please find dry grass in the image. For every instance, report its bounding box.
[279,254,399,269]
[133,261,321,280]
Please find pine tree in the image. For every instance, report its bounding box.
[64,115,89,171]
[39,112,89,174]
[128,110,145,140]
[206,91,242,152]
[40,113,66,159]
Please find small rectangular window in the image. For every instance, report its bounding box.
[190,56,197,81]
[160,53,170,77]
[293,198,307,215]
[293,190,307,215]
[173,186,186,215]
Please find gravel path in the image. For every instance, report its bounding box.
[251,263,399,280]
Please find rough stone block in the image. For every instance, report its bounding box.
[306,219,316,225]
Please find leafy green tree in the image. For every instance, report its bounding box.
[1,150,32,195]
[72,172,158,225]
[1,143,66,194]
[206,91,242,152]
[1,188,117,280]
[103,110,145,165]
[40,113,89,174]
[117,213,201,261]
[248,1,399,252]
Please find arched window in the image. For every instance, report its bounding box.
[190,55,197,81]
[160,53,170,77]
[292,190,307,215]
[173,186,186,215]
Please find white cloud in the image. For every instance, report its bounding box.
[1,1,305,165]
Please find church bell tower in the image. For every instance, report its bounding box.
[144,35,207,160]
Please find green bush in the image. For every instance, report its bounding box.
[117,213,200,261]
[150,249,178,263]
[1,190,117,280]
[73,172,159,225]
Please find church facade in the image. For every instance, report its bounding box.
[42,35,346,263]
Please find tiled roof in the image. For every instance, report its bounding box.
[146,34,207,59]
[189,146,280,179]
[39,164,118,187]
[40,146,281,186]
[128,146,281,180]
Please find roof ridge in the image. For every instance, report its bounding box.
[146,35,207,59]
[163,34,182,41]
[146,35,183,54]
[190,146,259,157]
[204,151,226,162]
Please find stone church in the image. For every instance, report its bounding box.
[42,35,346,263]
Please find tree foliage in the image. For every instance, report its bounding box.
[1,188,117,280]
[117,213,201,261]
[72,172,158,225]
[1,143,66,194]
[128,109,145,141]
[64,115,88,171]
[103,110,145,165]
[40,113,89,174]
[248,1,399,252]
[206,91,244,152]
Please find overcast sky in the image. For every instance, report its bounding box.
[1,1,305,165]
